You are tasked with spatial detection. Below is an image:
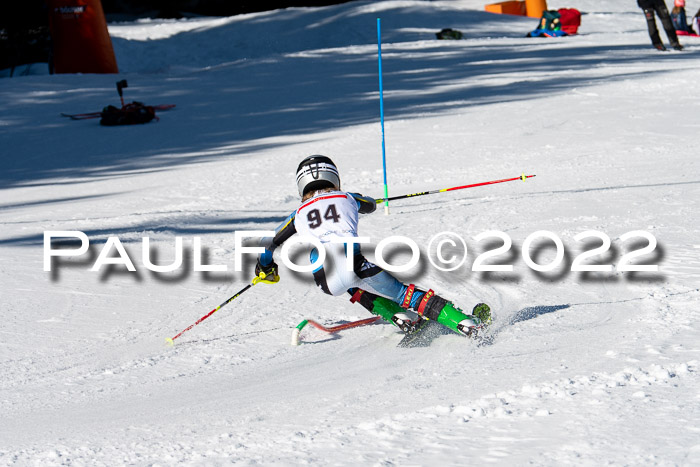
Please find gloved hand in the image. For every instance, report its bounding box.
[254,260,280,284]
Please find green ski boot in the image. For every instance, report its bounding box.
[436,301,481,336]
[421,294,490,337]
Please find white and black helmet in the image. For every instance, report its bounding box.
[296,155,340,197]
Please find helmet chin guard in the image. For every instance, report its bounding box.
[296,155,340,197]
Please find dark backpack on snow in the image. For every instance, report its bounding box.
[100,101,156,126]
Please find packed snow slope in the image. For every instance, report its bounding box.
[1,0,700,464]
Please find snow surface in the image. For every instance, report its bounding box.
[2,0,700,464]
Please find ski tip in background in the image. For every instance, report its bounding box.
[291,328,301,346]
[165,338,174,346]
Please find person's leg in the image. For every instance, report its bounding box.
[313,247,430,331]
[655,2,682,48]
[319,245,490,335]
[643,7,664,48]
[347,288,423,332]
[398,285,491,334]
[352,258,490,334]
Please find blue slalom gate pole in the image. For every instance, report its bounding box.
[377,18,390,215]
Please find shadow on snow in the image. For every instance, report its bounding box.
[1,6,694,188]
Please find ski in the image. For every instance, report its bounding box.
[291,316,381,345]
[61,111,102,120]
[61,104,176,120]
[293,302,492,347]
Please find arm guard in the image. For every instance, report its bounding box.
[349,193,377,214]
[259,211,297,266]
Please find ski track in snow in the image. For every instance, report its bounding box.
[2,0,700,464]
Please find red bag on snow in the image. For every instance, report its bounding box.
[558,8,581,34]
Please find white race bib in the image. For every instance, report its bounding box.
[294,191,359,243]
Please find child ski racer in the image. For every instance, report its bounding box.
[255,155,491,337]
